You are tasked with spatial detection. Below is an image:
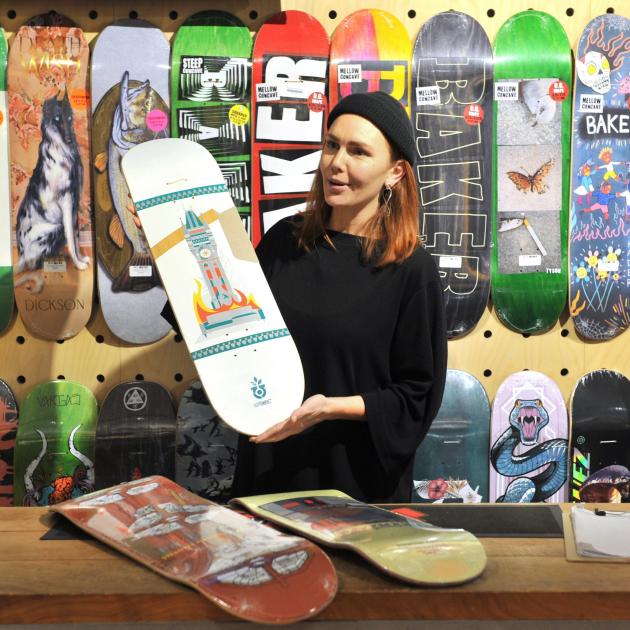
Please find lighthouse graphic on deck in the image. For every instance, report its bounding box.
[183,210,264,335]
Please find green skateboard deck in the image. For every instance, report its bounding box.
[0,379,18,505]
[13,380,97,505]
[232,489,487,585]
[0,28,12,333]
[492,11,572,333]
[170,11,252,231]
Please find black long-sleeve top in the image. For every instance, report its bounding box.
[232,217,447,503]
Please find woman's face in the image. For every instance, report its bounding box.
[320,113,402,216]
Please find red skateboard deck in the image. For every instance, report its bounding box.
[329,9,411,112]
[52,475,337,624]
[0,379,18,505]
[250,10,329,245]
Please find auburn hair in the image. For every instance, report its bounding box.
[295,159,420,267]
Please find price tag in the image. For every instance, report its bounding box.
[519,254,541,267]
[130,266,154,278]
[439,256,463,269]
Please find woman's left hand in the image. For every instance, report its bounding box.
[250,394,330,444]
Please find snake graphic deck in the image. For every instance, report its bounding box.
[490,370,569,503]
[51,475,337,624]
[250,10,329,245]
[232,489,486,586]
[329,9,411,112]
[95,381,176,489]
[176,379,238,502]
[491,11,572,333]
[412,11,493,339]
[91,19,171,344]
[413,369,490,504]
[122,138,304,435]
[570,369,630,503]
[13,380,97,506]
[8,16,93,339]
[0,28,12,333]
[569,15,630,341]
[0,379,18,505]
[171,11,252,233]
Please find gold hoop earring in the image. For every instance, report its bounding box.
[382,184,392,217]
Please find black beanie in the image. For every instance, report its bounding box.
[327,91,416,166]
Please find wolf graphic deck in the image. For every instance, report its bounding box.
[570,369,630,503]
[329,9,411,112]
[0,379,18,505]
[91,19,171,344]
[95,381,176,489]
[413,369,490,504]
[233,489,486,585]
[412,12,492,339]
[13,380,97,506]
[250,10,329,245]
[491,11,571,333]
[0,29,12,333]
[171,11,252,233]
[490,370,569,503]
[569,15,630,341]
[176,379,237,502]
[51,475,337,624]
[8,19,93,339]
[122,138,304,435]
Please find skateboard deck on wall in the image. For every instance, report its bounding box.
[250,10,329,245]
[122,138,304,435]
[569,15,630,341]
[570,369,630,503]
[95,381,176,490]
[51,475,337,624]
[13,380,97,506]
[490,370,569,503]
[232,489,486,585]
[0,379,18,505]
[91,19,171,344]
[171,11,252,233]
[413,369,490,504]
[412,12,492,339]
[491,11,571,334]
[0,29,12,333]
[8,15,93,340]
[329,9,411,112]
[176,379,238,502]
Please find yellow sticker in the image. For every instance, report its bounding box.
[228,104,250,126]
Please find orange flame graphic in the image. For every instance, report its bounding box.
[193,280,260,324]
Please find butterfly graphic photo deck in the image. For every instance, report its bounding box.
[507,159,554,194]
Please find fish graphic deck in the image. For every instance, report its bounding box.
[122,138,304,435]
[412,11,493,338]
[490,370,569,503]
[569,14,630,340]
[51,475,337,624]
[491,11,572,333]
[570,369,630,503]
[171,11,252,232]
[91,19,171,344]
[95,381,176,489]
[8,16,93,339]
[250,10,329,245]
[233,489,486,586]
[13,379,97,506]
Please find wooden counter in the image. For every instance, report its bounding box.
[0,504,628,624]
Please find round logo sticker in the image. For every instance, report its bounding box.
[463,104,484,125]
[229,104,250,126]
[146,109,168,133]
[548,80,569,102]
[69,89,90,110]
[308,91,327,113]
[123,387,147,412]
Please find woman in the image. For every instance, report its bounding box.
[233,91,447,503]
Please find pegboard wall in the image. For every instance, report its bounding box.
[0,0,628,409]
